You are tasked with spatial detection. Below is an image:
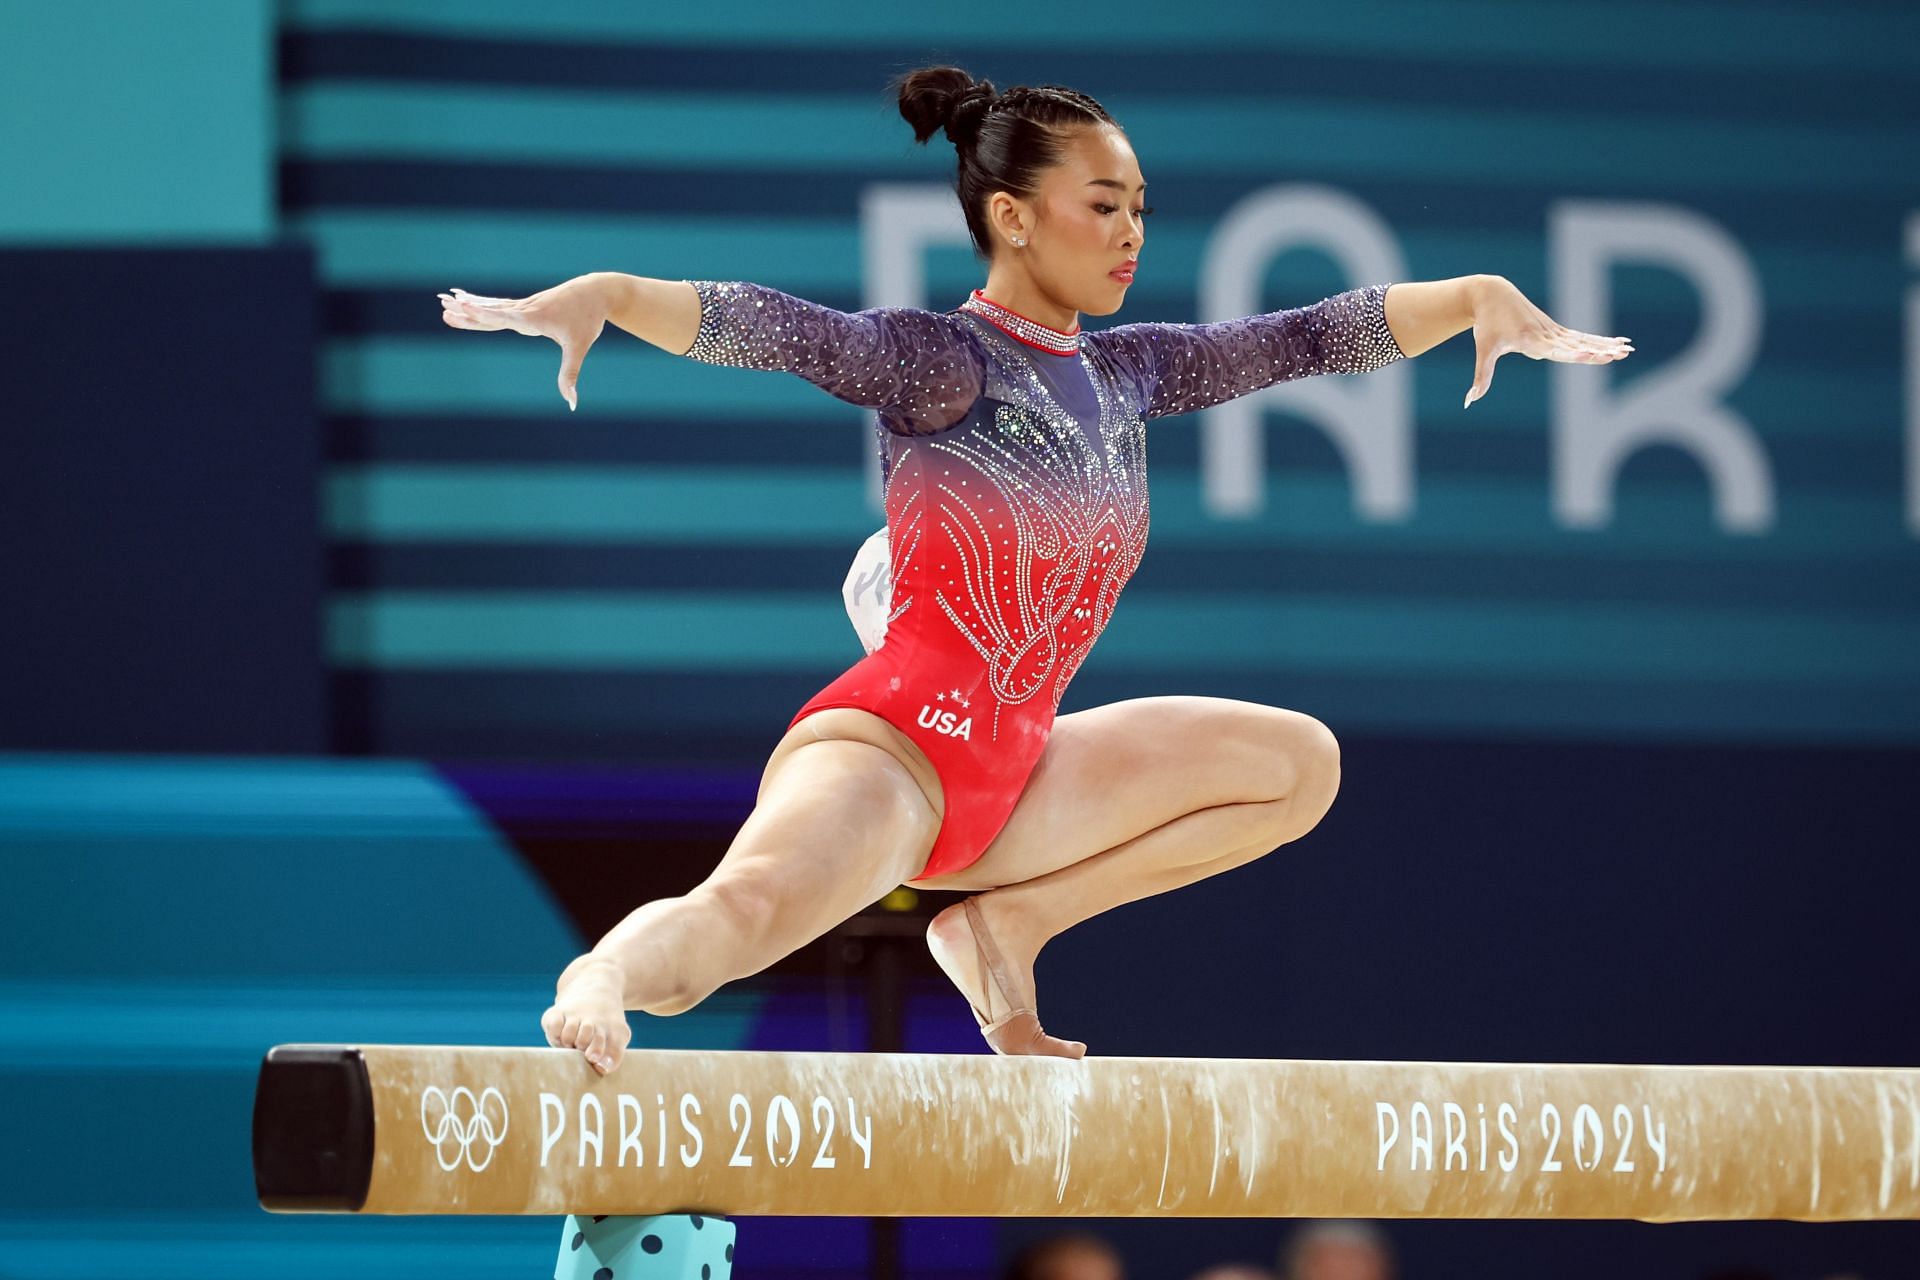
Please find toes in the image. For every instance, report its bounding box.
[572,1020,628,1074]
[605,1021,632,1070]
[1043,1033,1087,1059]
[540,1005,565,1047]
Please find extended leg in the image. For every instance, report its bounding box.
[545,730,939,1074]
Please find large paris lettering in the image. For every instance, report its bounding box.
[862,184,1919,541]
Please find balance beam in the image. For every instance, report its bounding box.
[251,1044,1920,1222]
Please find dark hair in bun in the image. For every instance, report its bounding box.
[888,65,1118,261]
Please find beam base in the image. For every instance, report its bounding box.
[555,1213,735,1280]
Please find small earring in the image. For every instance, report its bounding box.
[1011,237,1026,247]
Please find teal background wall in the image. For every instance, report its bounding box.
[0,754,805,1278]
[278,0,1920,755]
[0,1,275,242]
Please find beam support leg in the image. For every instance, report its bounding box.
[555,1213,735,1280]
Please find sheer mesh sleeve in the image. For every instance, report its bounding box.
[1086,284,1407,421]
[679,280,984,435]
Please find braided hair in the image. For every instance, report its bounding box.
[889,66,1120,262]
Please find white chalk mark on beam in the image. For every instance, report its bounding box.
[1876,1079,1893,1212]
[1909,1091,1920,1191]
[1053,1083,1075,1205]
[1809,1084,1823,1213]
[1156,1088,1172,1209]
[1242,1076,1260,1199]
[1208,1089,1223,1199]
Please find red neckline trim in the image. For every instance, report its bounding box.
[959,288,1082,356]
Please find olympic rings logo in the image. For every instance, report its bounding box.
[419,1085,510,1173]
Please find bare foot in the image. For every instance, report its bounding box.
[541,954,633,1076]
[925,896,1085,1057]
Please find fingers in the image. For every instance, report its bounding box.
[1547,328,1634,361]
[558,346,584,412]
[1465,351,1496,408]
[1546,344,1629,363]
[557,326,604,412]
[1525,329,1633,370]
[437,288,541,336]
[438,292,512,332]
[1475,331,1635,403]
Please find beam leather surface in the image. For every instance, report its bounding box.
[253,1045,1920,1221]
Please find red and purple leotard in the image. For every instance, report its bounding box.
[682,280,1406,878]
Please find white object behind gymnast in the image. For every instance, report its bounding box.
[842,527,891,654]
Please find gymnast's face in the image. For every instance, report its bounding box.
[986,125,1149,321]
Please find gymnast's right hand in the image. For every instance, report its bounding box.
[437,274,611,411]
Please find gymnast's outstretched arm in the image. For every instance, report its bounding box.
[1084,281,1411,420]
[440,273,986,432]
[667,278,984,434]
[1083,274,1632,419]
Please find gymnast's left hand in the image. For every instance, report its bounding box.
[437,274,612,411]
[1463,277,1633,409]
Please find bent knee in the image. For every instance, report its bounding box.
[1256,710,1340,827]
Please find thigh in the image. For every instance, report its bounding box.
[759,705,945,818]
[907,695,1334,891]
[700,710,943,939]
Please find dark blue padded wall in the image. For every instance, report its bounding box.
[1017,731,1920,1280]
[1,247,327,754]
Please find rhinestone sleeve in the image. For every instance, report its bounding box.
[1085,283,1408,421]
[679,280,985,435]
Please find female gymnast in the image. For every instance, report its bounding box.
[437,67,1631,1074]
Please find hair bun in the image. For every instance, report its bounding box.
[890,66,1000,149]
[889,66,1117,263]
[943,83,997,147]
